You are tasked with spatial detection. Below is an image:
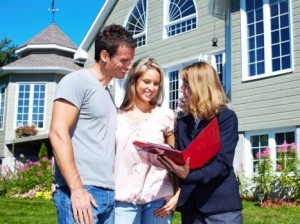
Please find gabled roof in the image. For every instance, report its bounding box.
[74,0,118,63]
[16,23,77,57]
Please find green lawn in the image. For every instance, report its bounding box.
[0,196,299,224]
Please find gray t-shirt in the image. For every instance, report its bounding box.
[54,69,116,190]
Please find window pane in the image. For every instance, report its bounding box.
[257,61,265,74]
[281,42,290,55]
[272,44,280,58]
[281,27,289,42]
[126,0,147,47]
[271,30,280,45]
[257,48,264,61]
[282,56,291,69]
[169,70,179,110]
[280,14,289,27]
[256,35,264,48]
[247,11,254,24]
[271,17,279,31]
[167,0,196,37]
[272,58,280,71]
[251,135,259,147]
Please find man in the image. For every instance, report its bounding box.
[49,24,136,224]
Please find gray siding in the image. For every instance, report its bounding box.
[85,0,226,68]
[231,0,300,132]
[2,73,63,157]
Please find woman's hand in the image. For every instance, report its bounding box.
[158,156,190,180]
[154,188,181,218]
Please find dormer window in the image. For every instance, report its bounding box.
[126,0,147,47]
[165,0,197,38]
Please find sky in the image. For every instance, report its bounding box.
[0,0,105,47]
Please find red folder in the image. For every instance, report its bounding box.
[133,117,221,169]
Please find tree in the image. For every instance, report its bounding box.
[0,38,18,66]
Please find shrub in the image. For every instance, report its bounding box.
[0,157,54,200]
[38,142,48,159]
[238,143,300,205]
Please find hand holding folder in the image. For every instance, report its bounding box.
[133,117,221,169]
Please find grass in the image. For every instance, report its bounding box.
[0,196,299,224]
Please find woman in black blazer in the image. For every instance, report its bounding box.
[160,62,243,224]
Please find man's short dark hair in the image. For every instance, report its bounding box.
[94,24,136,61]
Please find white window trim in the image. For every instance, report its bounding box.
[14,82,47,130]
[240,0,294,82]
[244,127,296,177]
[163,0,197,39]
[163,58,199,108]
[124,0,148,47]
[211,50,227,93]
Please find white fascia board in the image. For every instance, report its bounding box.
[74,0,118,62]
[0,66,74,75]
[16,44,76,55]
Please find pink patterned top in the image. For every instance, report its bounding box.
[115,106,175,204]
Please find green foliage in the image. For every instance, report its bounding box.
[0,37,18,66]
[239,143,300,203]
[0,157,54,200]
[252,148,275,199]
[38,142,48,159]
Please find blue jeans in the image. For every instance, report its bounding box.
[115,198,173,224]
[181,210,243,224]
[53,185,115,224]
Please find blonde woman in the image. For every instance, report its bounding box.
[114,57,180,224]
[160,61,243,224]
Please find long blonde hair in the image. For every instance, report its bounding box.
[120,56,165,111]
[180,61,227,120]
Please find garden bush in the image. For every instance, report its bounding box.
[0,143,54,200]
[238,142,300,206]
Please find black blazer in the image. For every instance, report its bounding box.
[175,107,242,214]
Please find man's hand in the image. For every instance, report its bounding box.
[71,188,98,224]
[158,156,190,180]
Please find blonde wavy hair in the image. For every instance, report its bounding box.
[180,61,227,120]
[120,56,165,111]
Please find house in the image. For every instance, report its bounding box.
[1,0,299,178]
[75,0,299,177]
[0,23,81,171]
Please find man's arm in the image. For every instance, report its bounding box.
[49,99,96,224]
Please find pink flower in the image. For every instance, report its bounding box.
[256,147,270,159]
[289,143,296,153]
[276,163,282,171]
[278,141,289,153]
[41,157,48,162]
[36,171,43,176]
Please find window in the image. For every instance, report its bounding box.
[166,60,198,111]
[247,129,296,174]
[126,0,147,47]
[212,51,226,92]
[275,131,295,171]
[16,83,46,129]
[251,134,269,173]
[241,0,292,80]
[0,85,6,130]
[165,0,197,38]
[168,70,180,110]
